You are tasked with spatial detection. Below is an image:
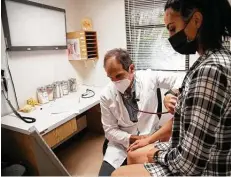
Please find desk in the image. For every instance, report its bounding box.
[1,85,102,135]
[1,85,103,175]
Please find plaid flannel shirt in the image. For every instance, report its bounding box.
[145,48,231,176]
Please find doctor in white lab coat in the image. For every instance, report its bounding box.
[98,48,184,176]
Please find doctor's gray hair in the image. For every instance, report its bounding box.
[104,48,133,71]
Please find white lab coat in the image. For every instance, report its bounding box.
[100,70,184,169]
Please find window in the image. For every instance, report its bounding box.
[125,0,189,71]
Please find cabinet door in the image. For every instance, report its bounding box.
[43,119,77,148]
[76,115,87,133]
[30,127,70,176]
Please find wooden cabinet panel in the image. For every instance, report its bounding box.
[86,104,104,134]
[57,119,77,142]
[43,119,77,148]
[43,129,59,148]
[76,115,87,132]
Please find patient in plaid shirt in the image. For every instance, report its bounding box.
[112,0,231,176]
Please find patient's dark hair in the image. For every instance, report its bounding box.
[104,48,132,71]
[165,0,231,51]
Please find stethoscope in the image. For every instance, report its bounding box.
[81,89,95,98]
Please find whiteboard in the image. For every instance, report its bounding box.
[3,0,67,50]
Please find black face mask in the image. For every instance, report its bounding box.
[168,19,198,55]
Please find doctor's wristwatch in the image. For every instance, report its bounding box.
[153,150,164,163]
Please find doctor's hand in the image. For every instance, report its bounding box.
[129,135,142,145]
[139,135,150,139]
[164,94,177,114]
[129,134,149,145]
[147,148,159,163]
[127,137,151,152]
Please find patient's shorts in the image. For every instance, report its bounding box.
[144,141,174,176]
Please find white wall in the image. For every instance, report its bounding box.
[1,0,84,116]
[1,0,189,117]
[73,0,127,87]
[1,25,18,116]
[1,0,127,116]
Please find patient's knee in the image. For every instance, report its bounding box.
[111,168,122,176]
[128,150,136,159]
[127,151,137,164]
[111,170,117,176]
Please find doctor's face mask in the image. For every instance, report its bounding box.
[112,64,134,94]
[104,57,135,94]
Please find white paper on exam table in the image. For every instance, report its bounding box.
[7,102,78,134]
[17,98,79,118]
[47,98,80,114]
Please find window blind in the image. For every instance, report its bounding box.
[125,0,188,71]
